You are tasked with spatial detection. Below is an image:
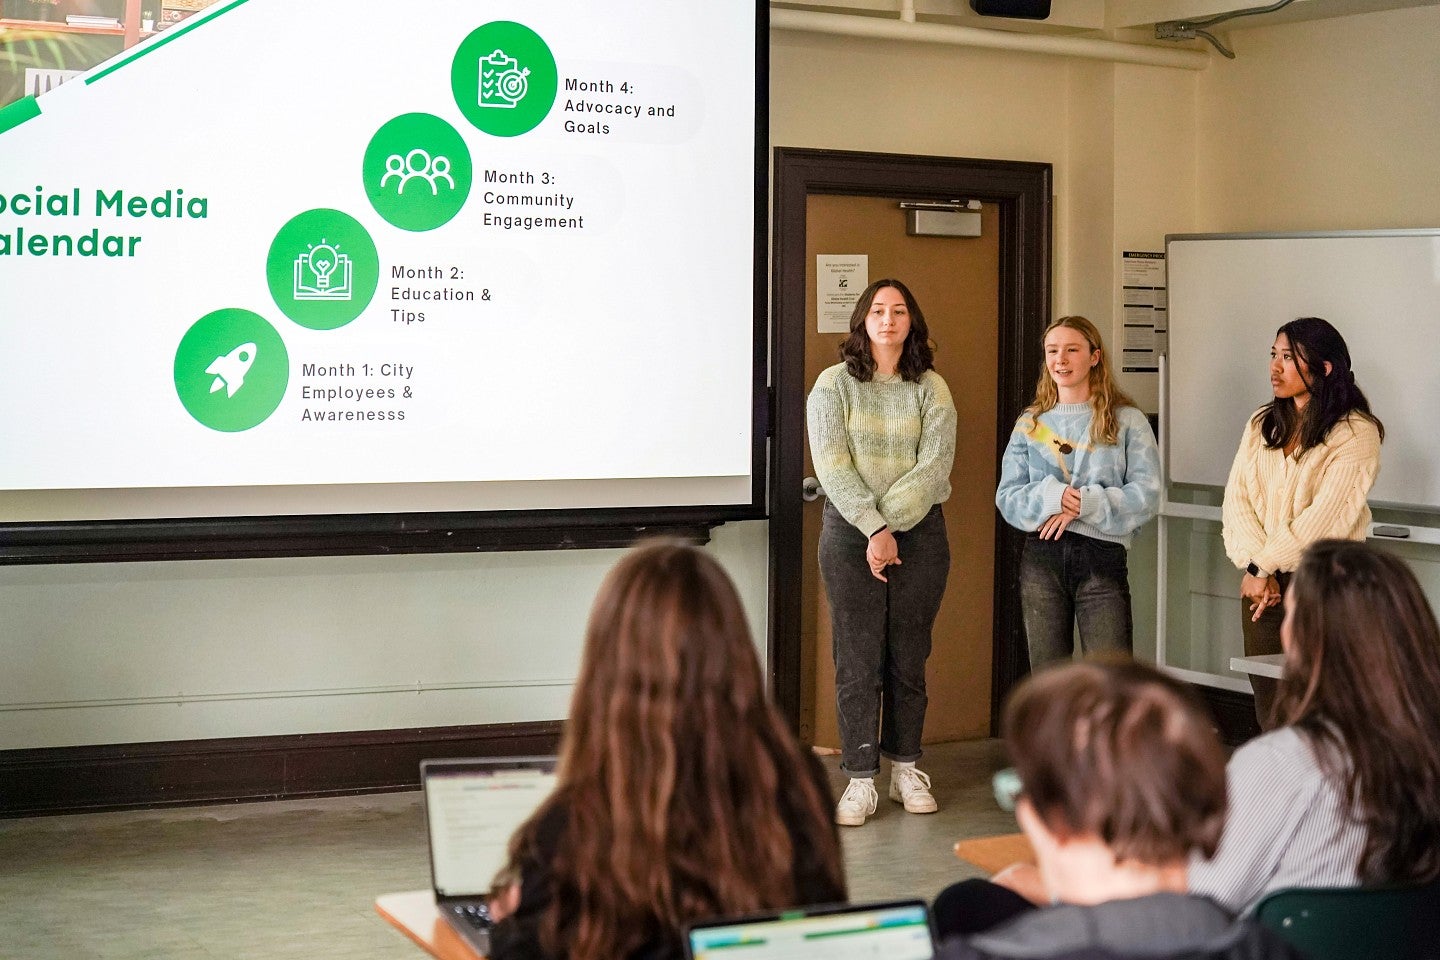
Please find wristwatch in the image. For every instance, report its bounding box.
[1245,561,1270,578]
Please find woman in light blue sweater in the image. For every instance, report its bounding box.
[995,316,1159,667]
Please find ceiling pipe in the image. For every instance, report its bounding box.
[771,7,1211,70]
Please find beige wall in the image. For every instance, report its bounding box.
[772,30,1201,412]
[0,521,772,750]
[1196,5,1440,233]
[771,30,1072,161]
[775,4,1440,402]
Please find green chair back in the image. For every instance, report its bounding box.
[1254,882,1440,960]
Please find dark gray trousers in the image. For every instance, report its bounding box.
[819,502,950,777]
[1241,570,1290,731]
[1019,532,1133,670]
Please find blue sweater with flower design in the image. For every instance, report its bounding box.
[995,402,1160,549]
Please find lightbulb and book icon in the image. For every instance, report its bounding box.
[479,48,530,109]
[292,239,354,301]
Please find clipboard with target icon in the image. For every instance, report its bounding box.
[478,48,530,108]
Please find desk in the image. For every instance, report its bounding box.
[375,890,483,960]
[953,833,1035,874]
[1229,653,1284,680]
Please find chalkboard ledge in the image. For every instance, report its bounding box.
[0,508,745,564]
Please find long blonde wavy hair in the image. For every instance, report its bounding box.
[1025,315,1138,445]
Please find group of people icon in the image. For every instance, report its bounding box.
[380,149,456,196]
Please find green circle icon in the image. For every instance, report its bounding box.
[452,21,557,137]
[363,113,473,231]
[174,308,289,432]
[266,208,379,330]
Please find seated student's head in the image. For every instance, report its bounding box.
[510,541,843,960]
[1005,659,1228,902]
[1276,539,1440,885]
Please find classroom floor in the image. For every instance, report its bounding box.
[0,739,1015,960]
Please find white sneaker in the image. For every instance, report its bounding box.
[835,777,879,827]
[888,766,938,814]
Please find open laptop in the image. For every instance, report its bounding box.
[685,899,937,960]
[420,756,558,957]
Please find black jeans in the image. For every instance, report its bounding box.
[1019,532,1132,670]
[819,502,950,778]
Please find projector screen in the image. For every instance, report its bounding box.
[0,0,765,554]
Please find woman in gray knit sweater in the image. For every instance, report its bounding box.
[806,278,957,827]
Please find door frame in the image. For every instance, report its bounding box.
[767,147,1052,737]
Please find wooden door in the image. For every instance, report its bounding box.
[799,195,1000,746]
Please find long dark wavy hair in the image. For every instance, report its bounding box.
[1254,317,1384,452]
[501,542,845,960]
[838,278,936,382]
[1276,540,1440,885]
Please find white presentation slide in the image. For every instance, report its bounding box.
[0,0,758,519]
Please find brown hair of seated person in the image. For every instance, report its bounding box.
[1276,539,1440,886]
[1006,658,1228,872]
[500,541,845,960]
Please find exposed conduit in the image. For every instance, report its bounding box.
[771,8,1211,70]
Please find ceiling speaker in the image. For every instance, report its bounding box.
[968,0,1052,19]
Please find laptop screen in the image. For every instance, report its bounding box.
[687,901,934,960]
[421,757,558,899]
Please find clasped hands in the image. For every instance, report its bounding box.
[867,527,900,581]
[1037,485,1082,540]
[1242,572,1282,622]
[488,880,521,923]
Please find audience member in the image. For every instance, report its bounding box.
[1189,539,1440,911]
[935,659,1303,960]
[486,542,846,960]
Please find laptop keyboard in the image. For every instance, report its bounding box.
[452,903,494,930]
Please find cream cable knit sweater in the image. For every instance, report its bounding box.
[1222,411,1381,575]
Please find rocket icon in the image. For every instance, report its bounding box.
[205,342,257,398]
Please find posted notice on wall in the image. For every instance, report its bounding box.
[817,255,867,333]
[1121,251,1167,373]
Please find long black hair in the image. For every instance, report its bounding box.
[838,278,936,383]
[1255,317,1384,452]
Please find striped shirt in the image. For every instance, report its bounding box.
[1222,412,1381,575]
[1188,726,1366,914]
[806,364,956,535]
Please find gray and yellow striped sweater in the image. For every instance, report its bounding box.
[806,363,956,536]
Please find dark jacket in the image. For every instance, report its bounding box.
[936,892,1307,960]
[489,751,844,960]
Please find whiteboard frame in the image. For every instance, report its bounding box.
[1157,230,1440,688]
[1163,228,1440,511]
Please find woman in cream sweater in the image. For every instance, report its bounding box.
[1222,316,1383,727]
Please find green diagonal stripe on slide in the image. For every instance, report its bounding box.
[0,95,40,136]
[86,0,252,85]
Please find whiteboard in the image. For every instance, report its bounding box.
[1165,231,1440,511]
